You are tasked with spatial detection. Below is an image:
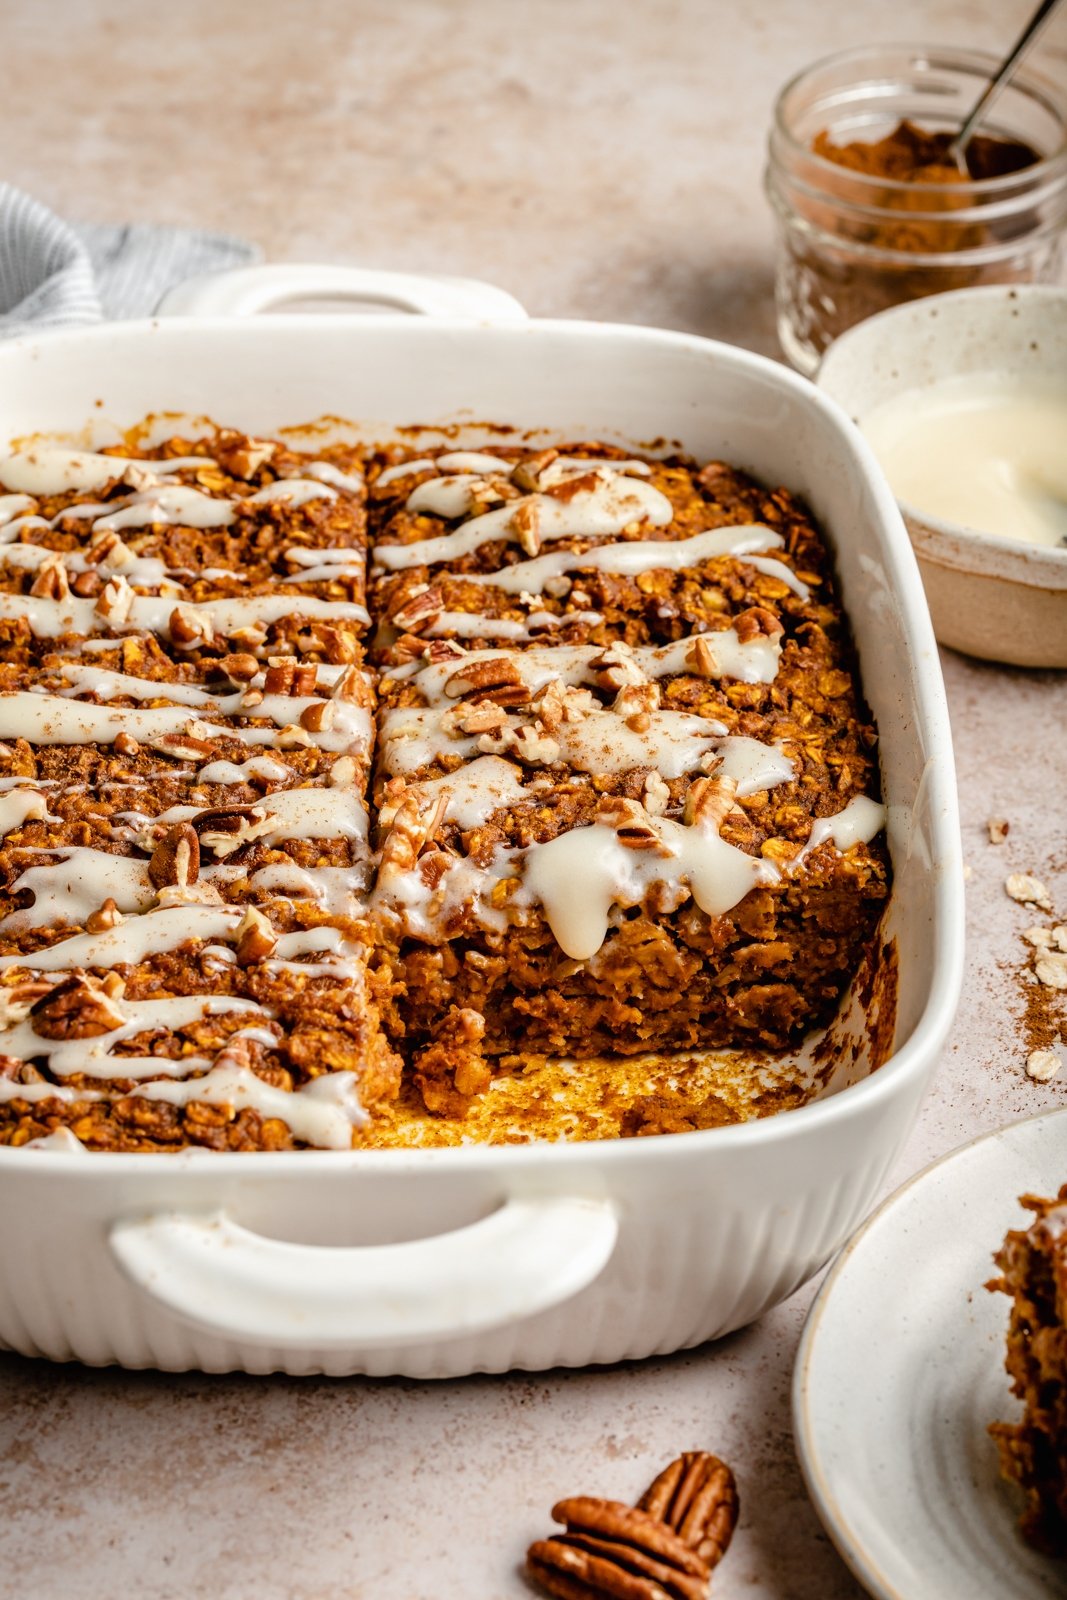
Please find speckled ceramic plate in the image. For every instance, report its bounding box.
[794,1108,1067,1600]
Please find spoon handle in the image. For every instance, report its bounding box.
[950,0,1064,161]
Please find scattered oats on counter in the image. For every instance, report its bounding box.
[1036,954,1067,992]
[988,817,1011,845]
[1026,1048,1061,1082]
[1006,874,1055,913]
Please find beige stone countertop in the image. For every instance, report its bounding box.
[2,1,1067,1595]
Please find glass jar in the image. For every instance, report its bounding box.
[764,44,1067,375]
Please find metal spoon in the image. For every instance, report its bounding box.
[948,0,1064,170]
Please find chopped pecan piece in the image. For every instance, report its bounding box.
[264,657,318,696]
[379,793,449,880]
[511,447,559,492]
[30,554,70,601]
[149,822,200,889]
[95,574,136,628]
[86,898,123,934]
[216,432,277,480]
[299,699,335,734]
[511,497,542,556]
[169,603,213,649]
[192,804,272,859]
[0,980,55,1027]
[235,904,277,966]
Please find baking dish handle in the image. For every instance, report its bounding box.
[156,263,529,322]
[108,1194,617,1351]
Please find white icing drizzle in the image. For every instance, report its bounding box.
[0,905,242,971]
[294,462,364,492]
[0,692,371,758]
[0,996,267,1080]
[132,1065,367,1147]
[520,815,777,960]
[399,755,533,830]
[376,470,674,572]
[0,787,54,838]
[0,494,37,525]
[395,630,782,704]
[0,1066,366,1149]
[146,786,368,844]
[790,796,887,870]
[0,449,148,495]
[197,755,294,785]
[458,526,795,595]
[92,485,235,533]
[1,849,153,927]
[423,609,604,641]
[0,592,370,639]
[244,480,338,508]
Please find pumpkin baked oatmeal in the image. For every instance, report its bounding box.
[0,432,398,1151]
[0,430,890,1148]
[990,1187,1067,1555]
[368,444,889,1115]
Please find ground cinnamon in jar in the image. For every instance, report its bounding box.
[765,46,1067,375]
[813,119,1040,254]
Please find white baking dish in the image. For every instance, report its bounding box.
[0,265,964,1378]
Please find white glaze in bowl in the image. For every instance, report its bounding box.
[817,283,1067,669]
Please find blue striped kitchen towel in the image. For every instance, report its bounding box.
[0,182,258,335]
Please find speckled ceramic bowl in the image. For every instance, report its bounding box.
[817,284,1067,669]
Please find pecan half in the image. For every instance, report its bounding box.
[443,657,528,705]
[638,1453,738,1572]
[528,1498,710,1600]
[734,606,783,644]
[391,584,443,634]
[149,821,200,889]
[30,973,126,1040]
